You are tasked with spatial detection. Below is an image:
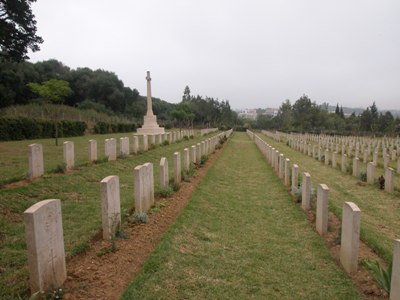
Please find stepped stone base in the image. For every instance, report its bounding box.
[137,115,165,135]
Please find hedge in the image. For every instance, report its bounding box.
[0,117,87,141]
[93,121,137,134]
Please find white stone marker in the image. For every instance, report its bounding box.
[183,148,190,172]
[134,165,146,213]
[340,202,361,274]
[398,159,400,174]
[390,239,400,300]
[133,135,139,154]
[159,157,169,188]
[63,141,74,170]
[325,149,329,165]
[352,157,360,177]
[367,162,375,184]
[142,135,148,151]
[144,162,154,207]
[29,143,44,179]
[24,199,66,293]
[363,150,368,163]
[88,139,97,162]
[341,154,347,173]
[120,137,129,157]
[385,167,394,193]
[392,150,397,161]
[332,152,337,168]
[105,138,117,161]
[291,164,299,195]
[373,152,378,165]
[284,158,290,186]
[316,184,329,235]
[301,172,311,210]
[174,152,181,183]
[196,143,201,162]
[191,145,197,164]
[100,175,121,240]
[279,154,284,179]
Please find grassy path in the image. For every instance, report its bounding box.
[259,132,400,263]
[122,132,360,299]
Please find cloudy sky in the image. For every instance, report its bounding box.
[29,0,400,110]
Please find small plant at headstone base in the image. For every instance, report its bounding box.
[137,149,144,155]
[183,136,189,141]
[48,288,64,300]
[361,259,392,296]
[149,144,156,150]
[294,184,302,203]
[182,163,197,182]
[359,171,367,182]
[200,154,209,165]
[162,140,170,146]
[219,135,227,145]
[378,175,385,189]
[215,143,222,150]
[94,155,109,164]
[71,241,90,257]
[320,155,325,162]
[53,163,66,174]
[131,212,149,224]
[169,179,181,192]
[333,226,342,245]
[155,185,174,198]
[118,153,128,159]
[190,135,194,139]
[286,141,290,146]
[347,162,353,174]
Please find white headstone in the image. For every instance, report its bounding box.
[174,152,181,183]
[24,199,66,293]
[100,175,121,240]
[291,164,299,195]
[385,167,394,193]
[316,184,329,235]
[390,239,400,300]
[63,141,74,170]
[159,157,169,188]
[29,143,44,179]
[183,148,190,172]
[301,172,311,210]
[88,139,97,162]
[340,202,361,274]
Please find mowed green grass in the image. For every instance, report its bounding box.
[0,132,157,184]
[122,132,360,300]
[0,131,217,298]
[259,133,400,263]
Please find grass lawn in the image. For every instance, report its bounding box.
[258,132,400,263]
[0,131,218,298]
[122,132,360,299]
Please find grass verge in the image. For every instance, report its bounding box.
[122,132,360,299]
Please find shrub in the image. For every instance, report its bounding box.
[155,186,174,198]
[200,154,209,165]
[359,171,367,182]
[162,140,170,146]
[131,212,149,224]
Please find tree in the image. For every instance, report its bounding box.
[182,85,191,101]
[0,0,43,61]
[335,103,340,115]
[28,79,72,145]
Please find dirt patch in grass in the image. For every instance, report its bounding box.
[61,147,224,300]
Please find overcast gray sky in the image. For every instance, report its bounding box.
[29,0,400,110]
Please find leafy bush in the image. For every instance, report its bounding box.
[131,212,149,224]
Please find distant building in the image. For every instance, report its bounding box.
[265,108,279,117]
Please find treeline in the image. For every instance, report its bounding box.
[0,59,238,129]
[249,95,400,136]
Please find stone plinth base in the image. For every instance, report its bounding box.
[137,115,165,135]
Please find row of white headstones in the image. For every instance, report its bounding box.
[28,130,195,179]
[246,130,400,300]
[263,130,400,193]
[23,129,233,295]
